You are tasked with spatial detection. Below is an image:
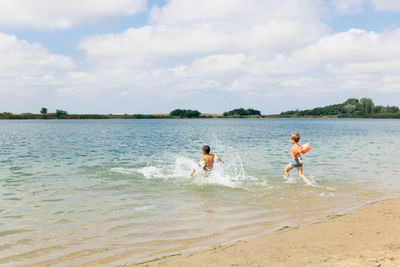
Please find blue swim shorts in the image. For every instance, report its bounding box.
[290,158,303,167]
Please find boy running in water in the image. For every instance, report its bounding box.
[284,132,311,185]
[191,145,223,177]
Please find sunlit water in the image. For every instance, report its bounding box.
[1,119,399,266]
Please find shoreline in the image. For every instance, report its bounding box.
[1,116,400,120]
[136,198,400,266]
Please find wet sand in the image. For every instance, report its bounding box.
[139,198,400,266]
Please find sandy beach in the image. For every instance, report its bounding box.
[140,198,400,267]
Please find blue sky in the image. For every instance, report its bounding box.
[1,0,400,114]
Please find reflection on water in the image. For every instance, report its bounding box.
[0,119,399,266]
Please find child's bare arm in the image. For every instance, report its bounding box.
[215,155,224,163]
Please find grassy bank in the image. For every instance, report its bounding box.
[0,113,265,120]
[279,97,400,119]
[265,113,400,119]
[1,112,400,120]
[0,113,172,120]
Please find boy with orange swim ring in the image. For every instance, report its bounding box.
[284,132,311,185]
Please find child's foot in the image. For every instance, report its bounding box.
[283,175,292,184]
[303,178,312,185]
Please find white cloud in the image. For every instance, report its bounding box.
[72,0,328,107]
[0,33,75,101]
[371,0,400,11]
[75,1,400,109]
[150,0,321,25]
[0,33,74,80]
[191,54,247,75]
[291,28,400,92]
[80,0,327,64]
[77,0,329,99]
[382,76,400,92]
[331,0,400,13]
[0,0,147,29]
[331,0,367,13]
[2,0,400,113]
[295,29,400,62]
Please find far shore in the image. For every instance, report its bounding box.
[1,113,400,119]
[137,198,400,266]
[2,98,399,119]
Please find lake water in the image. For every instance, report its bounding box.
[1,119,399,266]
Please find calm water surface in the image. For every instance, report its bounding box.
[1,119,399,266]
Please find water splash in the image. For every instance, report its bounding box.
[110,154,266,190]
[109,137,275,189]
[283,174,318,186]
[136,166,164,178]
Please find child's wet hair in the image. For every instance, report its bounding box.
[202,145,211,154]
[290,132,300,142]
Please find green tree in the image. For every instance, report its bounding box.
[40,107,47,118]
[344,104,356,114]
[170,109,201,118]
[279,97,399,118]
[223,108,261,116]
[372,105,384,113]
[344,98,359,105]
[55,109,68,119]
[360,98,374,113]
[386,106,400,113]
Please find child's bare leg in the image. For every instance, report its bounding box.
[284,164,293,181]
[297,167,311,185]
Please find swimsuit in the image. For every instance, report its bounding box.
[290,145,303,167]
[290,158,303,167]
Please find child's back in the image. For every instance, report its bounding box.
[200,154,216,171]
[191,145,223,177]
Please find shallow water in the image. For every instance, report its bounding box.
[0,119,399,266]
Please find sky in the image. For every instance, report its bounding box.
[1,0,400,114]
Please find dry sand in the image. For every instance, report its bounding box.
[138,198,400,267]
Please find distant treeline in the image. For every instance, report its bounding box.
[2,100,399,120]
[0,113,172,120]
[223,108,261,117]
[169,108,262,118]
[0,109,173,120]
[169,109,201,118]
[0,107,263,119]
[280,98,400,118]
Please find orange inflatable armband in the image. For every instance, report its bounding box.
[301,143,311,154]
